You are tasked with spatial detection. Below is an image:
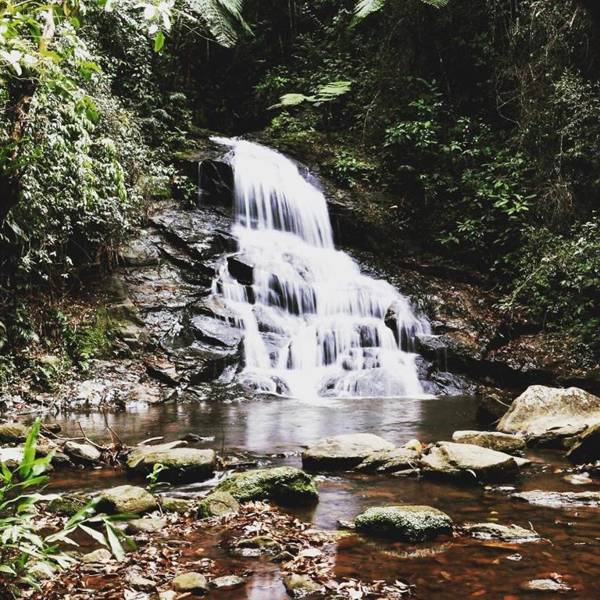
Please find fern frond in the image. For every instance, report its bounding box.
[352,0,449,27]
[191,0,249,47]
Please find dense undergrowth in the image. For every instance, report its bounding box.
[1,0,599,392]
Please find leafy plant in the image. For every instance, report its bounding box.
[352,0,449,26]
[145,463,169,493]
[273,80,352,109]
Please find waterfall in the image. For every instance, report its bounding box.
[209,138,430,398]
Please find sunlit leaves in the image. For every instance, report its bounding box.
[352,0,449,26]
[272,80,352,109]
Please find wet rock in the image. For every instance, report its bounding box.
[356,445,421,472]
[302,433,395,471]
[420,441,520,482]
[197,491,240,518]
[127,443,216,482]
[355,505,453,542]
[0,421,27,443]
[161,497,195,514]
[236,535,282,556]
[463,523,540,542]
[190,314,243,348]
[566,422,600,463]
[63,441,102,463]
[171,572,209,593]
[127,517,167,534]
[283,574,324,598]
[119,232,161,267]
[145,357,180,387]
[211,575,245,589]
[520,578,572,593]
[82,548,113,564]
[227,255,254,285]
[497,385,600,445]
[476,387,513,426]
[512,490,600,508]
[47,493,88,516]
[97,485,158,514]
[452,430,526,456]
[215,466,318,506]
[198,158,234,205]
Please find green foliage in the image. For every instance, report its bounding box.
[146,463,169,493]
[273,80,352,109]
[352,0,448,26]
[0,420,134,596]
[323,149,377,188]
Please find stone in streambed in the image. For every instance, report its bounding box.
[0,422,27,443]
[356,445,421,472]
[47,493,89,516]
[302,433,394,471]
[452,430,526,456]
[497,385,600,446]
[566,422,600,463]
[161,496,195,514]
[512,490,600,508]
[127,442,215,482]
[420,441,520,482]
[355,505,453,542]
[63,441,102,463]
[463,522,540,542]
[171,572,209,593]
[197,491,239,518]
[215,467,318,506]
[211,575,245,589]
[96,485,158,514]
[520,578,572,593]
[82,548,113,564]
[127,517,167,534]
[283,574,324,598]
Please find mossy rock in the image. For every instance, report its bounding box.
[215,467,318,506]
[47,493,89,516]
[196,491,239,518]
[161,496,195,514]
[354,505,453,542]
[96,485,157,514]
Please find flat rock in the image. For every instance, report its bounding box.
[512,490,600,508]
[355,505,453,542]
[197,491,240,518]
[82,548,113,564]
[127,517,167,534]
[161,497,195,514]
[520,578,572,593]
[497,385,600,445]
[63,441,102,462]
[97,485,158,514]
[463,522,540,542]
[211,575,245,589]
[215,466,318,506]
[0,447,23,467]
[171,572,209,593]
[420,441,520,482]
[302,433,395,470]
[356,446,421,472]
[452,430,526,456]
[127,443,215,482]
[0,422,27,443]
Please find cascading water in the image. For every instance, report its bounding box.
[209,138,431,399]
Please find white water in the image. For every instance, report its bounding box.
[209,138,430,399]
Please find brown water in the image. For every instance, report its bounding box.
[46,394,600,599]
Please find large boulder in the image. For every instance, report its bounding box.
[97,485,158,514]
[302,433,395,471]
[355,505,453,542]
[497,386,600,445]
[420,442,520,482]
[452,430,526,456]
[215,467,318,506]
[127,442,216,482]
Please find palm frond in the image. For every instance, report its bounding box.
[352,0,449,27]
[192,0,250,47]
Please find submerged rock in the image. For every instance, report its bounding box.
[520,578,572,593]
[497,385,600,445]
[420,441,520,482]
[512,490,600,508]
[197,491,240,518]
[463,522,540,542]
[127,443,216,482]
[302,433,395,471]
[452,430,526,456]
[355,505,453,542]
[97,485,158,514]
[215,466,318,506]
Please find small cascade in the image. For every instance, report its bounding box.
[209,138,431,398]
